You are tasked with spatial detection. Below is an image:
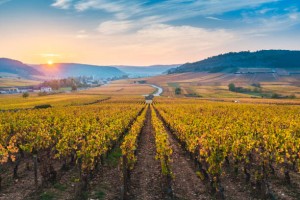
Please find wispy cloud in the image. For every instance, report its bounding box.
[97,20,134,35]
[205,16,224,21]
[97,16,167,35]
[76,30,89,38]
[52,0,73,9]
[47,0,300,64]
[94,23,237,59]
[52,0,288,36]
[55,21,238,64]
[53,0,280,21]
[241,6,300,34]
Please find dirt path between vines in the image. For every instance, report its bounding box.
[154,107,258,200]
[154,108,210,200]
[126,107,164,200]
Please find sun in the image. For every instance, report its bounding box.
[47,60,53,65]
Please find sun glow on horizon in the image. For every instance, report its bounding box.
[47,60,53,65]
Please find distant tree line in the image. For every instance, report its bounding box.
[40,78,83,90]
[228,83,262,93]
[170,50,300,73]
[228,83,296,99]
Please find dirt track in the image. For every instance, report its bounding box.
[126,107,164,200]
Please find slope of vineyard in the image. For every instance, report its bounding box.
[0,101,145,199]
[1,96,300,200]
[154,98,300,199]
[0,93,109,110]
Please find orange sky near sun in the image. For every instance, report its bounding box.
[0,22,227,65]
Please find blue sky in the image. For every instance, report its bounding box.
[0,0,300,65]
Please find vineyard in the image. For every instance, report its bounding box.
[0,97,300,200]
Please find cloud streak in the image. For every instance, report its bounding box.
[206,16,224,21]
[93,23,237,63]
[52,0,73,9]
[53,0,280,21]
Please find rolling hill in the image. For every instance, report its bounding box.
[170,50,300,74]
[0,58,43,77]
[116,64,180,77]
[32,63,126,79]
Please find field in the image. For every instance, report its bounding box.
[135,72,300,99]
[0,93,107,110]
[78,82,155,96]
[0,83,154,110]
[0,77,41,88]
[1,82,300,200]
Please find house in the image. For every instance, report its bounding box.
[7,88,20,93]
[19,89,29,93]
[41,87,52,93]
[145,94,154,104]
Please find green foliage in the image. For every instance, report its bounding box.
[106,147,122,167]
[41,77,83,90]
[95,190,105,199]
[53,183,67,191]
[22,92,29,98]
[175,87,181,95]
[288,94,296,99]
[34,104,52,109]
[229,83,265,96]
[71,176,80,183]
[137,80,147,84]
[228,83,236,91]
[172,50,300,73]
[271,93,297,99]
[185,93,202,97]
[40,192,55,200]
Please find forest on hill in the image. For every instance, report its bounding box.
[170,50,300,73]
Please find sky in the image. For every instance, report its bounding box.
[0,0,300,65]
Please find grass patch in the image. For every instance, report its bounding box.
[167,82,180,88]
[105,147,122,167]
[185,93,202,98]
[40,192,56,200]
[95,190,106,199]
[53,183,67,191]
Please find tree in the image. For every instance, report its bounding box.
[288,94,296,99]
[175,87,181,95]
[271,93,280,99]
[22,92,29,98]
[228,83,236,92]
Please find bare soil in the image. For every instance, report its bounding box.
[126,107,164,200]
[0,159,42,200]
[161,119,210,200]
[88,149,123,200]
